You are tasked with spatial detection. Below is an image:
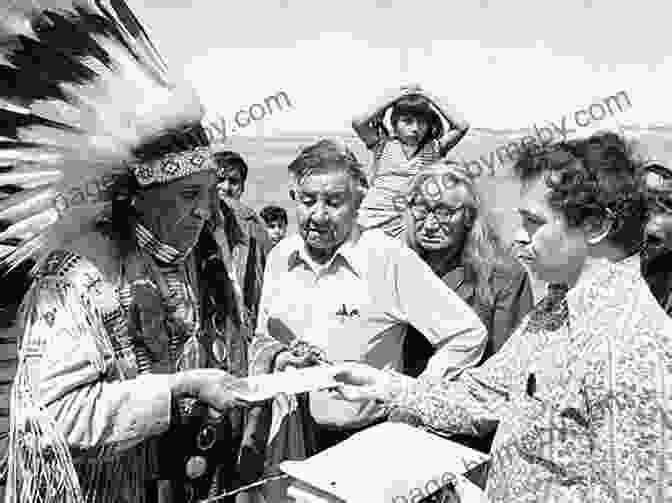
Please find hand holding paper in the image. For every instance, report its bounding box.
[276,339,330,371]
[275,350,319,371]
[330,361,391,402]
[172,369,254,409]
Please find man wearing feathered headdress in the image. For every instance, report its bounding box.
[0,2,258,502]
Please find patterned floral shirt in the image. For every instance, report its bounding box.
[385,255,672,502]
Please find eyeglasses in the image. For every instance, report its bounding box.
[643,164,672,191]
[408,202,466,224]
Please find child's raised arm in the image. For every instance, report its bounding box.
[420,88,470,156]
[351,85,417,150]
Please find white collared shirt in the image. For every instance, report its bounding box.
[257,227,486,425]
[257,227,486,427]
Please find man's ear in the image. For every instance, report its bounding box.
[584,215,613,245]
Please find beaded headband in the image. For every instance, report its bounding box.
[129,147,215,187]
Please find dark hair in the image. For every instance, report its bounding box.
[213,150,248,182]
[0,258,35,328]
[389,95,443,148]
[288,139,369,193]
[197,223,241,328]
[94,172,141,257]
[260,205,288,226]
[513,132,647,253]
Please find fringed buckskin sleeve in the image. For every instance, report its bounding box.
[17,274,172,458]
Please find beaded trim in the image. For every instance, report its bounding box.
[135,223,185,264]
[129,147,215,187]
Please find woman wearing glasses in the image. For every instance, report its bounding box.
[401,162,534,371]
[396,161,534,454]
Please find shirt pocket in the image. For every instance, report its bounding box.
[320,287,377,361]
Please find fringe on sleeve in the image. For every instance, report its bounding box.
[5,278,91,503]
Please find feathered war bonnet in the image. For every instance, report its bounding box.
[0,0,216,272]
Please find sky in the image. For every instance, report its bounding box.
[131,0,670,136]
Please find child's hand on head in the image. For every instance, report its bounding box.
[400,83,423,94]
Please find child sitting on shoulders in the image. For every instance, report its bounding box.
[352,84,470,238]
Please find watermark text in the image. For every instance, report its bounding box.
[461,90,632,178]
[203,90,293,143]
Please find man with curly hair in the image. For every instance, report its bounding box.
[333,132,672,502]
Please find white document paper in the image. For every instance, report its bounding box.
[287,479,346,503]
[229,365,340,403]
[280,422,489,503]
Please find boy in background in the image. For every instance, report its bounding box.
[260,205,288,247]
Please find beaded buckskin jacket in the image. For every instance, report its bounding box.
[13,219,251,503]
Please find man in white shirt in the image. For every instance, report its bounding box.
[243,138,486,462]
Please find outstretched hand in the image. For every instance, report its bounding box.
[330,362,391,402]
[275,350,320,371]
[175,369,265,410]
[275,340,329,371]
[194,369,249,409]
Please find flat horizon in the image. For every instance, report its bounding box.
[221,123,672,139]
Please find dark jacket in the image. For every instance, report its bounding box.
[642,249,672,316]
[219,200,272,330]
